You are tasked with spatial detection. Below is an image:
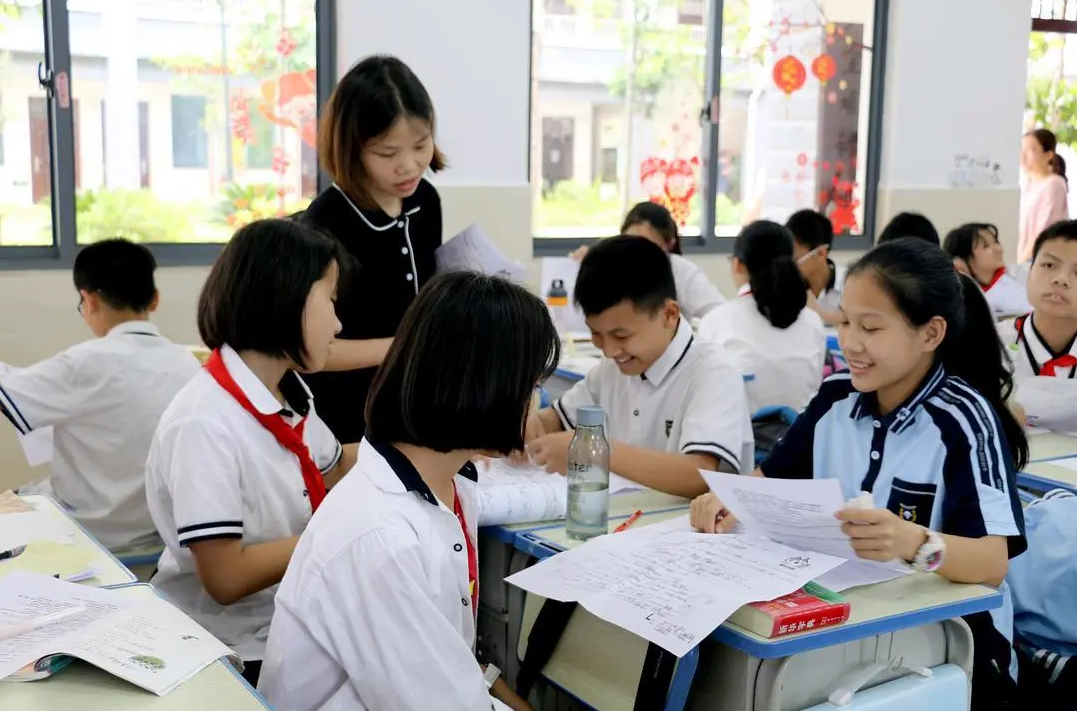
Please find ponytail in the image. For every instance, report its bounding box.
[1054,154,1069,184]
[735,221,808,330]
[1029,128,1067,184]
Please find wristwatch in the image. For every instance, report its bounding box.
[483,663,501,690]
[911,528,945,573]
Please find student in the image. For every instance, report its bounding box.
[698,220,825,413]
[689,238,1027,710]
[786,209,842,326]
[259,272,551,711]
[570,202,725,321]
[944,223,1030,318]
[1019,128,1069,263]
[300,54,446,444]
[0,239,199,552]
[877,211,940,245]
[145,219,357,686]
[529,236,754,498]
[997,220,1077,432]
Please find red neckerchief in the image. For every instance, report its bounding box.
[1014,314,1077,376]
[982,267,1006,292]
[204,349,327,512]
[452,483,478,614]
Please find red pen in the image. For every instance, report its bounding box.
[614,509,643,533]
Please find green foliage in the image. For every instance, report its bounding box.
[1027,33,1077,147]
[216,182,310,227]
[75,189,196,244]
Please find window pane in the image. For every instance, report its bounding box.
[0,1,53,247]
[532,0,709,238]
[718,0,875,236]
[70,0,318,244]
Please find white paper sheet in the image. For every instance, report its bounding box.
[609,472,645,494]
[475,459,567,526]
[435,224,526,282]
[506,530,845,656]
[701,471,910,590]
[0,511,73,553]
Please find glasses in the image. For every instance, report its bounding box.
[77,294,84,316]
[797,247,823,264]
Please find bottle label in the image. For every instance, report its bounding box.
[568,487,608,522]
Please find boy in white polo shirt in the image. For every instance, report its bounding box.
[529,236,753,498]
[0,238,199,551]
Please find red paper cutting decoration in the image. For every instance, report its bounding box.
[797,153,808,167]
[772,56,806,96]
[663,157,700,227]
[230,94,251,143]
[276,29,298,58]
[811,54,836,85]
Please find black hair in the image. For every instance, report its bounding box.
[366,271,559,455]
[877,212,940,246]
[319,55,447,209]
[198,219,349,370]
[735,221,807,329]
[1028,128,1068,184]
[73,238,157,312]
[621,201,682,255]
[942,223,999,263]
[574,235,677,316]
[785,209,834,250]
[1032,219,1077,261]
[847,239,1028,470]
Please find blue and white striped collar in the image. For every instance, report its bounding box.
[850,362,947,434]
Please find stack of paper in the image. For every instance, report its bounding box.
[435,224,526,282]
[0,572,236,695]
[476,460,567,526]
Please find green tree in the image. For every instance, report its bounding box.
[1027,32,1077,147]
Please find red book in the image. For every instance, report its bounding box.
[728,583,850,638]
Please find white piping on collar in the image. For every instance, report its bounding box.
[332,183,422,230]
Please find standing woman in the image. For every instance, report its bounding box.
[1019,129,1069,264]
[301,55,446,443]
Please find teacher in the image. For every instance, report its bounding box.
[300,55,446,443]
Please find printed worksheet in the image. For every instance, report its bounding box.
[435,224,526,281]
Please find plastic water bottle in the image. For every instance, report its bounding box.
[566,406,611,541]
[546,278,570,333]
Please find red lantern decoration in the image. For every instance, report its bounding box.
[812,54,837,85]
[772,55,806,96]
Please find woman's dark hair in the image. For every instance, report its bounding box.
[621,201,682,255]
[366,272,560,455]
[1028,128,1067,183]
[198,219,349,370]
[734,221,807,329]
[319,55,447,209]
[942,223,999,263]
[877,212,940,245]
[847,239,1028,470]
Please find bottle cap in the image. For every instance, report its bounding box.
[577,406,604,427]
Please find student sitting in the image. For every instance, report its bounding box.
[529,236,753,498]
[571,201,725,322]
[0,239,199,552]
[698,221,825,413]
[690,239,1028,711]
[786,209,842,326]
[259,272,550,711]
[877,211,940,245]
[944,223,1030,318]
[997,220,1077,432]
[146,219,357,686]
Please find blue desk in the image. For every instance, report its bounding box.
[1018,459,1077,496]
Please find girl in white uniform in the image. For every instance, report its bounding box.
[944,223,1030,318]
[259,272,558,711]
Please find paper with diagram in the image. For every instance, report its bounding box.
[506,529,844,656]
[435,224,526,282]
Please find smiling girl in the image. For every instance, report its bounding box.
[944,223,1030,318]
[690,238,1027,711]
[300,55,447,444]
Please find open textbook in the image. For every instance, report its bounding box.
[701,471,912,591]
[0,572,236,695]
[435,224,526,282]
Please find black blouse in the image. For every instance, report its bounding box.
[300,179,442,443]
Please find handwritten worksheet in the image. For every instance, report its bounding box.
[475,459,567,526]
[506,530,844,656]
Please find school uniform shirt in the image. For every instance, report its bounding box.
[259,439,511,711]
[697,284,826,413]
[553,317,754,475]
[145,345,342,661]
[981,267,1031,318]
[0,321,199,551]
[1008,489,1077,657]
[815,258,844,312]
[299,180,442,443]
[761,366,1026,680]
[998,313,1077,432]
[669,253,724,321]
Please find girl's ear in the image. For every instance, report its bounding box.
[921,315,948,353]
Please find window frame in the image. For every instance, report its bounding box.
[0,0,337,270]
[531,0,891,258]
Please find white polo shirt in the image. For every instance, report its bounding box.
[145,345,341,661]
[0,321,199,551]
[698,284,826,412]
[259,439,510,711]
[669,253,725,321]
[983,268,1030,319]
[553,318,754,474]
[998,313,1077,432]
[816,259,844,312]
